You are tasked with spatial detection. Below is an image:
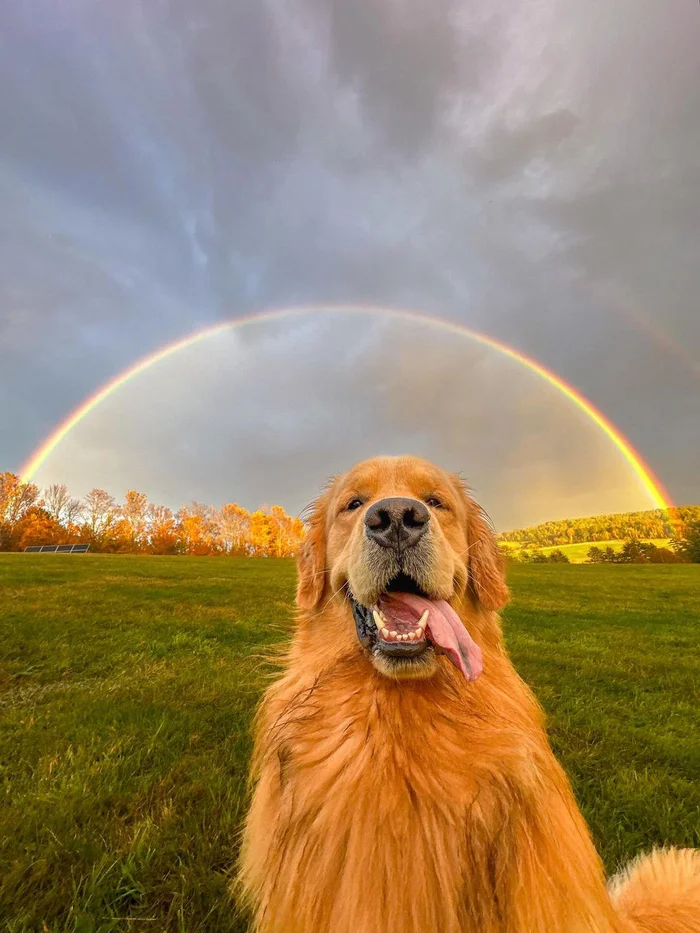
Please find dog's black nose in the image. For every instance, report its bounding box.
[364,497,430,550]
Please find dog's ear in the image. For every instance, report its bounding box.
[456,478,509,611]
[296,491,329,612]
[467,504,509,611]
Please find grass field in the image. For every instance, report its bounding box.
[1,555,698,932]
[500,539,672,563]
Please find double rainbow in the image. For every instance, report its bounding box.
[19,305,673,511]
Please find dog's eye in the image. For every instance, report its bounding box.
[426,497,443,509]
[346,498,364,511]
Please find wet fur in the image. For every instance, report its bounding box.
[236,456,699,932]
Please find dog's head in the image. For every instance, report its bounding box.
[296,456,508,681]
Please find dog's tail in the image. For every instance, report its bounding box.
[609,847,700,933]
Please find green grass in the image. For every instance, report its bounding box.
[502,539,671,563]
[0,555,698,931]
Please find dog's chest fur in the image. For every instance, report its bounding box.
[244,659,612,933]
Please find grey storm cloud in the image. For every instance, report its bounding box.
[1,0,699,519]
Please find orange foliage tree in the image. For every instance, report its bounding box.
[218,503,251,555]
[267,505,305,557]
[17,507,64,550]
[177,502,221,556]
[0,472,40,550]
[248,510,272,556]
[148,504,179,555]
[113,490,149,552]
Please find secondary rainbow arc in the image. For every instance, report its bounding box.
[19,305,674,511]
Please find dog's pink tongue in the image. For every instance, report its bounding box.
[383,593,483,682]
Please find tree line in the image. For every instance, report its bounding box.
[501,531,700,565]
[499,505,700,547]
[4,469,699,563]
[587,533,700,564]
[0,472,305,557]
[500,547,572,564]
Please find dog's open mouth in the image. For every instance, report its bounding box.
[351,572,483,682]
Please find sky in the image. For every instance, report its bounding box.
[1,0,699,528]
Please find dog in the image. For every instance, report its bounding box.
[237,456,699,932]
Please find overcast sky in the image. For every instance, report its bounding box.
[1,0,698,527]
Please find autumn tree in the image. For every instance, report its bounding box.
[82,488,119,551]
[248,510,272,556]
[289,516,305,555]
[267,505,302,557]
[148,504,179,555]
[218,503,251,555]
[43,483,83,526]
[17,507,64,550]
[113,490,149,552]
[0,472,40,550]
[177,502,219,555]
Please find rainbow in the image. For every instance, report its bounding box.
[19,305,674,510]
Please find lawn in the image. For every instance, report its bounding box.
[0,555,698,931]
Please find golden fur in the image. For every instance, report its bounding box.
[237,456,699,932]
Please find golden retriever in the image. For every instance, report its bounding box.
[237,456,699,933]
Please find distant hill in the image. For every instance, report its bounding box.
[499,505,700,548]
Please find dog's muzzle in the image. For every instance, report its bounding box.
[349,572,483,682]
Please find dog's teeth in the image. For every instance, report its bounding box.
[407,631,416,641]
[418,609,429,627]
[416,626,424,638]
[372,610,382,628]
[390,630,398,639]
[381,627,390,638]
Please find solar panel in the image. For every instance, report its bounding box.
[40,545,59,553]
[24,546,42,553]
[23,543,90,554]
[56,545,74,553]
[72,544,90,553]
